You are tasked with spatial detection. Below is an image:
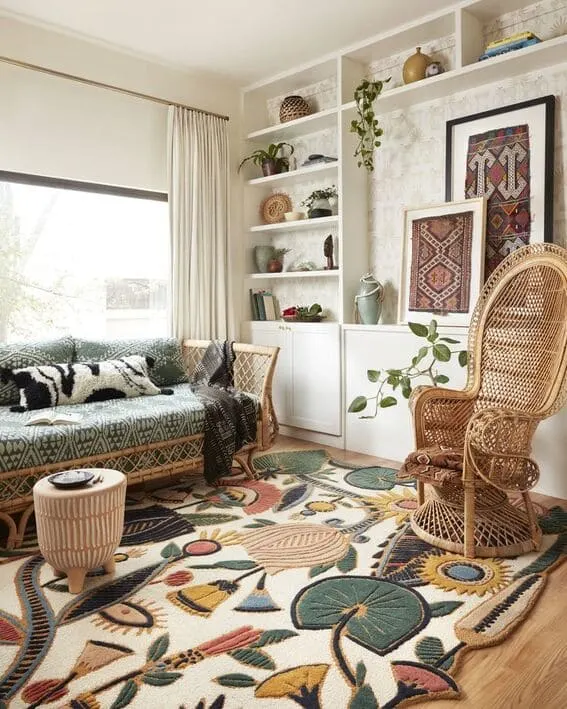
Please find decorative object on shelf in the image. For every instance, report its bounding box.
[348,318,467,417]
[301,186,338,218]
[254,244,276,273]
[279,95,312,123]
[301,153,338,168]
[267,248,291,273]
[238,142,294,177]
[284,211,306,222]
[425,61,444,77]
[354,273,384,324]
[350,77,390,172]
[446,95,555,278]
[399,198,487,328]
[260,192,293,224]
[281,303,325,322]
[479,31,541,61]
[292,261,318,271]
[323,234,338,270]
[402,47,432,84]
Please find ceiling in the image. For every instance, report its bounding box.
[0,0,457,84]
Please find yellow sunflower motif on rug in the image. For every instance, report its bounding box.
[419,552,511,596]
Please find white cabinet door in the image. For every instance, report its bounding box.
[242,322,290,426]
[288,323,341,435]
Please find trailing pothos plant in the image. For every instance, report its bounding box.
[350,77,390,171]
[348,319,469,417]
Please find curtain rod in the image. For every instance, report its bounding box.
[0,54,230,121]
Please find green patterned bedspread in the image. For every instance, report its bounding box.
[0,384,206,474]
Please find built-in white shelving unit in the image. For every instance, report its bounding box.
[247,270,340,280]
[249,215,338,233]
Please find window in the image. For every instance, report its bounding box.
[0,174,169,343]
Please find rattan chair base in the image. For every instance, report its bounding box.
[411,485,541,558]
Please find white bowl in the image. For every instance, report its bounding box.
[284,211,306,221]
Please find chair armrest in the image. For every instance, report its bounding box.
[411,385,476,449]
[465,408,540,492]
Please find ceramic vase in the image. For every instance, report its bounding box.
[309,197,332,219]
[254,245,275,273]
[402,47,431,84]
[354,273,384,324]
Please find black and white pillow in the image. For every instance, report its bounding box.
[1,355,167,412]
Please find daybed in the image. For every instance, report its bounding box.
[0,336,279,549]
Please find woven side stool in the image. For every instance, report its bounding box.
[33,469,126,593]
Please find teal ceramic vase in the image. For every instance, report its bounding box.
[354,273,384,324]
[254,245,275,273]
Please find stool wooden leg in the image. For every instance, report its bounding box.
[417,481,425,506]
[67,568,87,594]
[463,484,476,558]
[103,558,116,575]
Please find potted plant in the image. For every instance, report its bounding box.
[238,142,295,177]
[350,78,390,172]
[267,248,290,273]
[301,186,338,218]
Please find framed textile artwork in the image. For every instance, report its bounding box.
[398,198,487,327]
[445,95,555,280]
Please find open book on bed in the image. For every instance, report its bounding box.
[25,411,83,426]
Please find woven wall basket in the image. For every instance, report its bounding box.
[260,193,292,224]
[279,95,311,123]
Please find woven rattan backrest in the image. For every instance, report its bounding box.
[467,244,567,417]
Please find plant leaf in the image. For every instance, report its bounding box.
[215,674,257,688]
[414,346,429,365]
[434,374,450,385]
[142,671,182,686]
[429,601,463,617]
[251,629,298,648]
[348,396,368,413]
[427,320,438,342]
[229,648,275,670]
[367,369,380,383]
[439,337,460,344]
[458,350,469,367]
[111,680,138,709]
[146,633,169,662]
[408,322,428,337]
[433,344,451,362]
[337,545,357,573]
[380,396,397,408]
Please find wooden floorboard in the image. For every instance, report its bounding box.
[275,435,567,709]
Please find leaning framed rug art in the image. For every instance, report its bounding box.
[398,198,487,327]
[445,95,555,279]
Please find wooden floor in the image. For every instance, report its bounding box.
[276,435,567,709]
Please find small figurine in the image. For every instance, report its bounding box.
[324,234,337,270]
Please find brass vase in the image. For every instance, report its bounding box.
[403,47,431,84]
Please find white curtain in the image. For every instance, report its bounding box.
[167,106,231,340]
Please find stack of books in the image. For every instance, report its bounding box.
[479,31,541,60]
[250,289,278,320]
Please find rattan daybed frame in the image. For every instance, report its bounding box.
[0,340,279,549]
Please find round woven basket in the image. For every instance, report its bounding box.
[279,95,311,123]
[260,193,292,224]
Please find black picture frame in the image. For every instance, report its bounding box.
[445,95,555,251]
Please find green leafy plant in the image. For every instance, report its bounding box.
[237,142,294,173]
[350,78,390,172]
[273,248,291,260]
[300,186,338,212]
[348,319,468,417]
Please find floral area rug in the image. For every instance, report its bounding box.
[0,448,566,709]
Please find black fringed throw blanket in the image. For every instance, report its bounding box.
[191,340,257,484]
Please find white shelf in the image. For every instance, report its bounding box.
[247,270,341,280]
[341,35,567,113]
[246,161,339,187]
[246,108,338,142]
[250,215,339,233]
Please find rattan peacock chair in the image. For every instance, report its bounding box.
[400,244,567,558]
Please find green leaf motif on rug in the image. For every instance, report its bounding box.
[349,683,379,709]
[253,449,328,475]
[146,633,169,661]
[229,648,275,670]
[110,679,138,709]
[190,560,258,570]
[142,670,182,686]
[161,542,181,559]
[539,506,567,534]
[429,601,463,617]
[292,576,428,655]
[251,629,298,648]
[309,563,335,578]
[345,466,397,490]
[355,661,366,685]
[337,545,357,574]
[181,513,240,526]
[415,636,444,665]
[514,531,567,579]
[215,673,257,688]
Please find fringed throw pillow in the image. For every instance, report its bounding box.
[0,355,169,412]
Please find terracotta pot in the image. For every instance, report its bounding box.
[267,259,283,273]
